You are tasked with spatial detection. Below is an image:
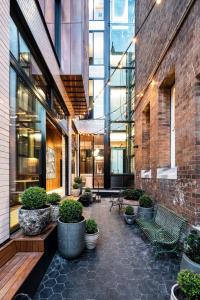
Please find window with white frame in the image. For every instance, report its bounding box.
[170,85,176,168]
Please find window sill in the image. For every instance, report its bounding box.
[157,167,177,180]
[141,169,151,179]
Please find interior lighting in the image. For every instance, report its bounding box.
[156,0,162,4]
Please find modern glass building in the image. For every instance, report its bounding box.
[77,0,135,189]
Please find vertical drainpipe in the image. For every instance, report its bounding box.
[104,0,111,189]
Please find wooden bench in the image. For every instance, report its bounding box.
[136,205,187,257]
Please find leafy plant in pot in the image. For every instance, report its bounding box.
[47,192,61,222]
[124,205,135,225]
[74,176,83,193]
[137,194,153,220]
[85,219,99,250]
[171,270,200,300]
[123,188,145,201]
[72,182,80,197]
[19,187,50,236]
[180,230,200,274]
[79,192,92,207]
[58,200,85,259]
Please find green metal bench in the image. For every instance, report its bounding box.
[136,205,187,257]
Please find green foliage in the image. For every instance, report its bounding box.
[125,205,134,215]
[139,194,153,208]
[85,187,91,193]
[178,270,200,300]
[184,230,200,264]
[73,183,79,189]
[123,188,145,200]
[59,200,83,223]
[47,193,61,205]
[81,192,92,201]
[74,177,82,184]
[86,219,98,234]
[21,187,47,209]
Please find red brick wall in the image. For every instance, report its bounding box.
[135,0,200,225]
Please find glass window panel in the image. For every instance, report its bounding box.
[10,18,19,59]
[89,65,105,78]
[94,0,104,20]
[111,149,123,173]
[93,80,104,118]
[110,88,127,121]
[89,21,105,31]
[111,0,128,23]
[89,32,93,59]
[89,80,93,97]
[111,26,133,52]
[19,34,31,76]
[110,122,126,131]
[94,135,104,188]
[89,0,94,20]
[93,32,104,64]
[111,69,126,86]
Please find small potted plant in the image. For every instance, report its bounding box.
[47,192,61,222]
[124,205,135,225]
[58,199,85,259]
[180,230,200,274]
[85,187,91,193]
[137,194,153,220]
[74,176,83,193]
[171,270,200,300]
[79,192,92,207]
[72,182,80,197]
[19,187,50,236]
[85,219,99,250]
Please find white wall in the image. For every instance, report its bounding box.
[0,0,10,244]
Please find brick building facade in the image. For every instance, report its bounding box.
[135,0,200,225]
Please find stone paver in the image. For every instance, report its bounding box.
[34,199,179,300]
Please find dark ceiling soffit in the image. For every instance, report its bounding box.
[10,0,70,117]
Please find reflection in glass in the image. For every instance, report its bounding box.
[93,80,104,118]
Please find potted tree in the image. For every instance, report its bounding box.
[180,230,200,274]
[72,183,80,197]
[19,187,50,236]
[137,194,153,220]
[74,176,83,193]
[85,219,99,250]
[79,192,92,207]
[171,270,200,300]
[58,199,85,259]
[47,192,61,222]
[124,205,135,225]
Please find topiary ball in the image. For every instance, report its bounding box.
[139,194,153,208]
[86,219,98,234]
[47,193,61,205]
[125,205,134,215]
[21,187,47,209]
[59,200,83,223]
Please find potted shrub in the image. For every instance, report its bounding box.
[58,199,85,259]
[171,270,200,300]
[124,205,135,225]
[180,230,200,274]
[74,176,83,193]
[79,192,92,207]
[137,194,153,220]
[85,219,99,250]
[19,187,50,236]
[123,188,145,201]
[72,182,80,197]
[85,187,91,193]
[47,192,61,222]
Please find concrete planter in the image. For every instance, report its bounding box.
[50,205,59,222]
[124,213,135,225]
[19,206,51,236]
[58,217,86,259]
[170,284,179,300]
[85,229,99,250]
[72,189,80,197]
[180,253,200,274]
[137,206,153,220]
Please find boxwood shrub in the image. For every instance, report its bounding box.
[125,205,134,215]
[178,270,200,300]
[139,194,153,208]
[86,219,98,234]
[47,193,61,205]
[59,200,83,223]
[21,187,47,209]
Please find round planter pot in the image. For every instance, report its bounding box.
[50,205,59,222]
[170,284,179,300]
[137,206,153,220]
[180,253,200,274]
[124,213,135,225]
[58,217,86,259]
[72,189,80,197]
[19,206,51,236]
[85,229,99,250]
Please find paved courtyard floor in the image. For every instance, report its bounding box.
[34,199,180,300]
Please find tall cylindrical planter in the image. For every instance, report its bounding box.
[170,284,178,300]
[19,206,51,236]
[137,206,153,220]
[180,253,200,274]
[58,217,85,259]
